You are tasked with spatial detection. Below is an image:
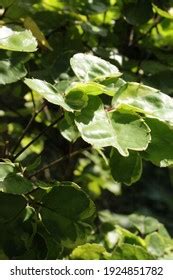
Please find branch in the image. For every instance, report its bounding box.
[28,147,91,178]
[11,102,46,156]
[13,114,64,161]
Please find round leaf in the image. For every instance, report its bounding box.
[110,149,142,185]
[2,173,33,195]
[0,192,27,223]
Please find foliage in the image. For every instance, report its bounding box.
[0,0,173,260]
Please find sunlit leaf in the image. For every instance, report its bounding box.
[0,26,37,52]
[24,78,73,111]
[70,53,121,82]
[75,96,150,156]
[112,82,173,125]
[70,243,110,260]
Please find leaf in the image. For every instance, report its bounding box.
[116,226,145,247]
[129,214,161,235]
[1,173,33,195]
[0,26,37,52]
[112,82,173,125]
[70,243,110,260]
[24,78,73,111]
[23,16,53,50]
[67,82,106,95]
[75,96,150,156]
[0,192,26,223]
[65,88,88,110]
[112,244,153,260]
[123,0,153,26]
[67,80,120,97]
[110,149,142,185]
[0,162,14,181]
[40,182,95,247]
[0,59,27,84]
[70,53,120,82]
[59,113,80,142]
[145,232,166,257]
[153,4,173,19]
[142,118,173,167]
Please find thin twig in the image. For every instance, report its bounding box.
[13,114,64,161]
[11,103,46,156]
[28,147,91,178]
[136,15,161,44]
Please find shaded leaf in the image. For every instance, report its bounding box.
[113,243,153,260]
[65,88,88,110]
[110,149,142,185]
[59,113,80,142]
[142,118,173,167]
[1,173,33,195]
[0,163,14,182]
[0,59,27,84]
[0,192,26,223]
[40,182,95,247]
[124,0,153,26]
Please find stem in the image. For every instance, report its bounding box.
[28,147,91,178]
[13,114,63,161]
[11,103,46,156]
[136,15,161,43]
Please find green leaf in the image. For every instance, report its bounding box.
[142,118,173,167]
[70,243,110,260]
[116,226,145,247]
[112,82,173,125]
[75,96,150,156]
[67,82,106,95]
[40,182,95,247]
[123,0,153,26]
[0,59,27,84]
[0,192,26,223]
[110,149,142,185]
[0,26,37,52]
[24,78,73,111]
[1,173,33,195]
[145,232,166,257]
[153,4,173,19]
[65,88,88,110]
[70,53,121,82]
[59,113,80,142]
[129,214,161,235]
[113,244,153,260]
[0,162,14,182]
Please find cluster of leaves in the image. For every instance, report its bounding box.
[0,0,173,259]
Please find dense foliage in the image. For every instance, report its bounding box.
[0,0,173,260]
